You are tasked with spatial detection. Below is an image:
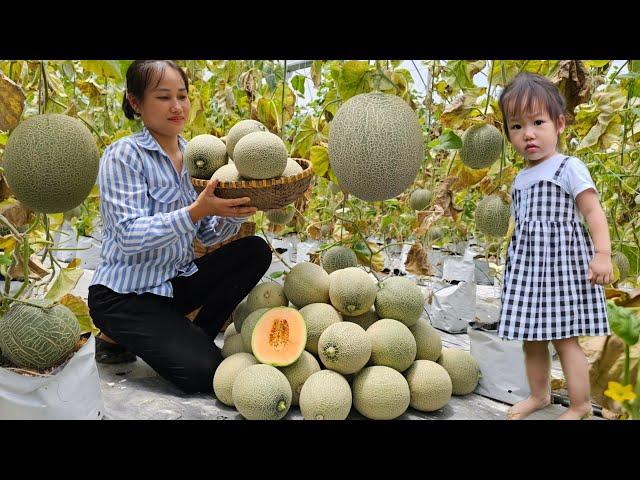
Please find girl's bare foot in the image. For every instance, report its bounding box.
[556,404,593,420]
[506,395,551,420]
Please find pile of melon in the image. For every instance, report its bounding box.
[185,119,303,182]
[214,261,482,420]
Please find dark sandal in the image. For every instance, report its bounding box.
[95,336,137,364]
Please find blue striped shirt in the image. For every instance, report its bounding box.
[90,127,247,297]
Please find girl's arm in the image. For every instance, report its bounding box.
[576,189,613,285]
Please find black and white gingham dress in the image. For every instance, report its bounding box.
[498,157,610,341]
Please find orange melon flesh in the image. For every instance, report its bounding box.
[251,307,307,367]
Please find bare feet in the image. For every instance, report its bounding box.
[556,404,593,420]
[506,395,551,420]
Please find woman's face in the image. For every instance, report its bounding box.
[130,66,190,138]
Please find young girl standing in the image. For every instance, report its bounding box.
[497,72,612,420]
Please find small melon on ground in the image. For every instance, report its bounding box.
[437,348,482,395]
[265,206,295,225]
[226,119,268,158]
[240,307,270,352]
[184,134,228,179]
[213,352,259,406]
[221,334,246,358]
[408,188,433,211]
[475,195,511,238]
[460,123,503,169]
[328,267,377,316]
[283,262,330,308]
[233,131,288,180]
[404,360,452,412]
[278,351,321,406]
[212,163,242,182]
[352,366,410,420]
[282,158,304,177]
[246,282,288,311]
[232,364,292,420]
[251,307,307,367]
[409,318,442,361]
[321,246,358,274]
[374,276,424,327]
[613,251,630,281]
[317,321,371,375]
[233,299,252,332]
[298,303,342,355]
[299,370,352,420]
[366,319,417,372]
[344,307,379,331]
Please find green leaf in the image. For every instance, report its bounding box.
[257,97,279,132]
[576,85,627,152]
[583,60,611,69]
[430,129,462,150]
[311,61,324,87]
[59,294,100,336]
[0,70,26,131]
[80,61,123,81]
[44,260,85,302]
[270,270,285,280]
[335,60,372,101]
[442,60,486,92]
[309,145,330,177]
[608,302,640,346]
[290,115,318,158]
[291,74,306,96]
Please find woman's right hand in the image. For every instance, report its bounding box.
[188,178,257,223]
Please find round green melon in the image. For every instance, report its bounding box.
[0,298,80,370]
[460,123,503,169]
[213,352,258,406]
[366,319,417,372]
[426,226,444,243]
[184,134,228,179]
[352,366,410,420]
[299,370,352,420]
[232,364,292,420]
[613,251,630,281]
[221,334,246,358]
[283,262,330,308]
[265,207,295,225]
[226,119,268,158]
[233,299,252,332]
[409,188,433,211]
[374,276,424,327]
[212,163,242,182]
[437,348,482,395]
[404,360,452,412]
[282,158,303,177]
[321,246,358,274]
[240,307,270,352]
[278,350,321,406]
[345,307,379,331]
[233,131,287,180]
[409,318,442,361]
[328,267,377,316]
[298,303,343,355]
[317,322,371,375]
[3,114,100,213]
[328,92,424,202]
[475,194,511,237]
[246,282,288,311]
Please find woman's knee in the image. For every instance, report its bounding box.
[173,349,222,394]
[242,236,272,270]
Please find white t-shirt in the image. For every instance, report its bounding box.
[512,153,598,199]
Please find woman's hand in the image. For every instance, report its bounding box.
[188,178,257,223]
[588,252,613,285]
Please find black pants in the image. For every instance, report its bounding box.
[87,236,271,393]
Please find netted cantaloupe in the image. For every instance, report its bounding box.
[345,307,379,331]
[184,134,228,179]
[240,307,270,352]
[437,348,482,395]
[352,366,410,420]
[328,92,424,202]
[408,188,433,211]
[221,334,246,358]
[278,350,321,406]
[374,276,424,327]
[233,299,252,332]
[232,364,292,420]
[246,282,288,311]
[410,318,442,361]
[366,319,417,372]
[283,262,330,308]
[282,158,303,177]
[223,323,238,340]
[233,131,287,180]
[426,226,444,243]
[226,119,268,158]
[213,352,258,406]
[328,267,377,316]
[299,370,352,420]
[404,360,452,412]
[0,299,80,370]
[613,251,630,281]
[317,321,371,375]
[475,194,511,237]
[321,246,358,274]
[265,207,295,225]
[251,307,307,367]
[212,163,242,182]
[298,303,343,355]
[3,114,100,213]
[460,123,503,169]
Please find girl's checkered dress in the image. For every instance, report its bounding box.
[498,157,610,341]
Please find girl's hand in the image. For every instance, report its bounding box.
[189,178,257,222]
[588,252,613,285]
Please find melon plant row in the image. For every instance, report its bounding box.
[214,260,481,420]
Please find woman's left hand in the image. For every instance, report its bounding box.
[588,252,613,285]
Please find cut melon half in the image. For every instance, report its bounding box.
[251,307,307,367]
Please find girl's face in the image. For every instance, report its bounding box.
[506,108,565,165]
[129,66,190,138]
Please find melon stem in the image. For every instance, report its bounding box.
[277,400,287,412]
